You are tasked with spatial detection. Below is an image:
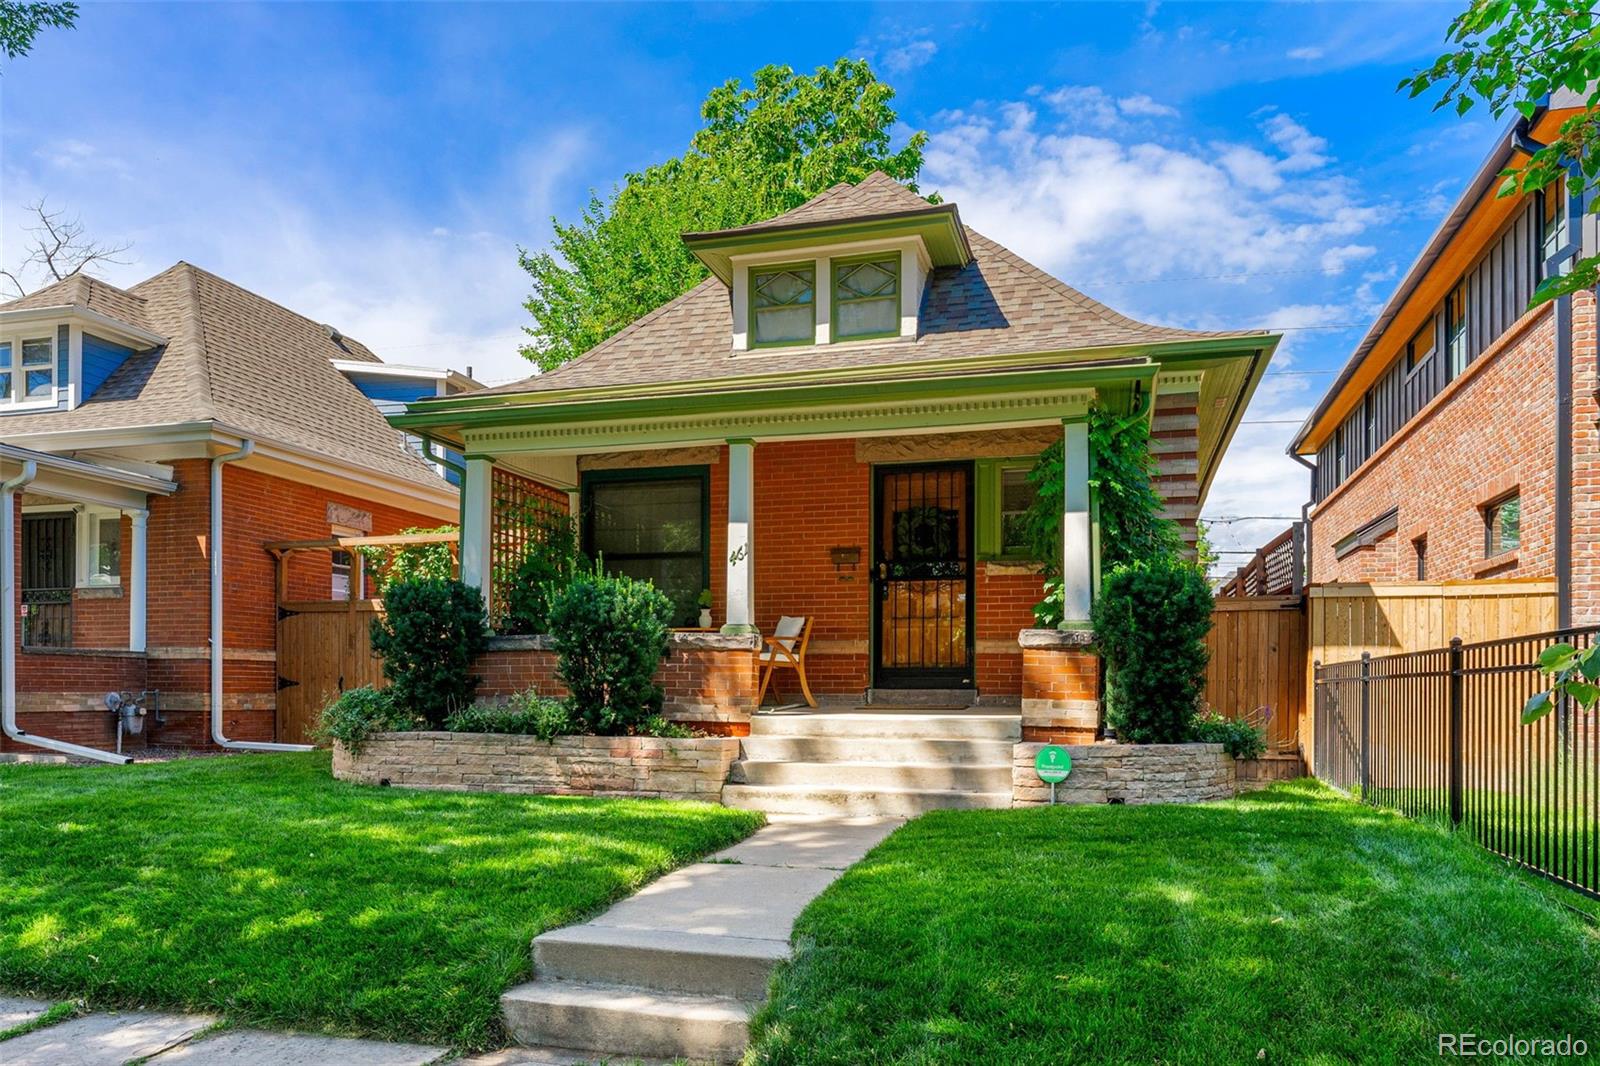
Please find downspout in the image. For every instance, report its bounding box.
[2,461,131,764]
[1515,115,1575,627]
[420,435,467,531]
[210,440,312,752]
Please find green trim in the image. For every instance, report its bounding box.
[725,436,756,446]
[830,252,902,343]
[974,457,1040,561]
[747,261,817,349]
[682,208,969,284]
[396,335,1263,421]
[579,464,712,627]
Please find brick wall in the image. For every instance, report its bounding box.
[476,633,760,735]
[1019,630,1101,743]
[1569,292,1600,624]
[1153,388,1202,552]
[8,456,444,754]
[1309,304,1560,586]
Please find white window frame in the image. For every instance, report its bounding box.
[0,325,67,411]
[78,506,123,588]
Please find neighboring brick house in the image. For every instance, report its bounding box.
[0,264,468,761]
[1290,96,1600,627]
[396,172,1279,744]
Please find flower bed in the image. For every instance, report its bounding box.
[333,731,741,802]
[1011,742,1236,806]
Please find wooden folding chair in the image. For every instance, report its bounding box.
[757,615,817,708]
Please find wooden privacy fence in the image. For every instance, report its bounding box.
[265,531,460,745]
[1301,577,1557,761]
[1205,596,1306,753]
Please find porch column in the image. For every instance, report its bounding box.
[1061,417,1092,627]
[128,508,148,653]
[461,458,494,616]
[722,439,756,634]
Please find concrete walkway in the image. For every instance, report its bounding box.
[502,815,902,1063]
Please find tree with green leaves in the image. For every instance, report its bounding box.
[519,59,929,371]
[0,1,76,62]
[1401,0,1600,304]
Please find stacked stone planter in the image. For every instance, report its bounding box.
[332,732,741,802]
[1011,742,1236,805]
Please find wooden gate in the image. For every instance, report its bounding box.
[1205,596,1306,752]
[276,601,386,745]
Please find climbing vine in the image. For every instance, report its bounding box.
[1022,400,1181,626]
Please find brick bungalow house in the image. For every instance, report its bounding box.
[393,173,1279,771]
[1289,95,1600,628]
[1,263,468,762]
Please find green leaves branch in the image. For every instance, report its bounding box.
[1523,640,1600,721]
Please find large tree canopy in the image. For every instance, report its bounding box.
[519,59,930,371]
[1402,0,1600,304]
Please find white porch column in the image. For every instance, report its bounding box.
[128,508,148,653]
[1061,418,1093,627]
[722,439,757,634]
[461,458,495,615]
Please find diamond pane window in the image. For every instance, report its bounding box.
[20,337,53,399]
[834,257,900,339]
[751,265,816,346]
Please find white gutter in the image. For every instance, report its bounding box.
[1,460,131,764]
[209,440,312,753]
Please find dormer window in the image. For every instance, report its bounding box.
[20,336,55,399]
[0,335,57,404]
[833,256,900,340]
[750,264,816,347]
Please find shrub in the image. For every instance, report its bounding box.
[445,689,575,740]
[370,578,489,727]
[498,501,583,635]
[548,563,674,735]
[358,525,458,593]
[1190,709,1267,760]
[315,686,414,754]
[1092,554,1213,744]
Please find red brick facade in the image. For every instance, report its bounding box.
[8,458,444,754]
[1309,297,1597,620]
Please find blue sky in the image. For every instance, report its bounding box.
[0,1,1502,569]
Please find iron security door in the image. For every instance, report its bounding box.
[21,512,74,647]
[872,462,974,688]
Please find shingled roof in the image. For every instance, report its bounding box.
[0,264,444,492]
[476,172,1264,399]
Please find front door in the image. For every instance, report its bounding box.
[872,462,975,689]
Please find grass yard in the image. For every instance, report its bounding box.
[0,751,761,1049]
[749,780,1600,1065]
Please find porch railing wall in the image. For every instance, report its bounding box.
[1314,626,1600,899]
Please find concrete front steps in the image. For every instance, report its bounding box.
[499,817,899,1064]
[722,710,1020,816]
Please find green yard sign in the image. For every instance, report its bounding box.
[1035,745,1071,783]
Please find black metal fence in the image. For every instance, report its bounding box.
[1314,627,1600,899]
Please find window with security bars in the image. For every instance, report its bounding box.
[751,264,815,346]
[833,256,899,339]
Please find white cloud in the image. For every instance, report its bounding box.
[1319,243,1376,274]
[4,126,591,386]
[1118,93,1178,118]
[922,98,1379,282]
[1286,46,1324,61]
[882,39,938,75]
[1040,85,1179,128]
[1261,112,1329,172]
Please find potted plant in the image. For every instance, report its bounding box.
[697,588,713,629]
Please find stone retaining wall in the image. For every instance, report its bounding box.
[332,731,742,802]
[1011,742,1236,806]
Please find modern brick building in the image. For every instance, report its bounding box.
[1290,97,1600,627]
[1,264,468,760]
[396,172,1280,760]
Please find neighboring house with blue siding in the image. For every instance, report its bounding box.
[0,264,483,760]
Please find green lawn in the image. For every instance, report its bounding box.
[749,780,1600,1065]
[0,752,761,1049]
